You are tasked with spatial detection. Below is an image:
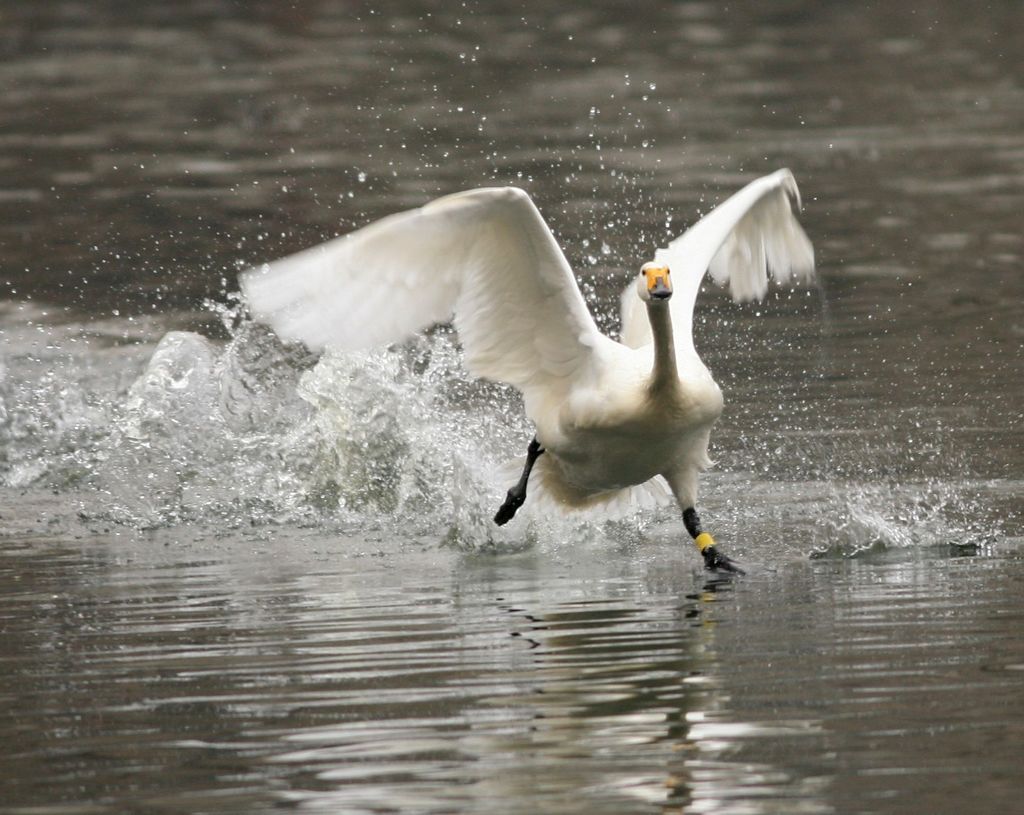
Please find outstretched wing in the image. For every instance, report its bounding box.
[241,187,604,397]
[619,169,814,352]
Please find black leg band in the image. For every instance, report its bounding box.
[682,507,702,539]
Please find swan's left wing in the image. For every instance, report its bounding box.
[619,169,814,352]
[240,187,604,398]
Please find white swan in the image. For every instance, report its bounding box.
[241,169,814,572]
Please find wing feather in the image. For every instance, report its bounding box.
[619,281,650,349]
[240,187,603,397]
[619,169,814,352]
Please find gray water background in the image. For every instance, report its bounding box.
[1,2,1023,813]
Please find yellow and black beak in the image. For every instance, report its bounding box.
[644,265,672,300]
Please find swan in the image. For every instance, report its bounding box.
[240,169,815,572]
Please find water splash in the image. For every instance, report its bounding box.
[0,304,1010,556]
[85,323,324,528]
[0,306,553,546]
[808,480,1000,559]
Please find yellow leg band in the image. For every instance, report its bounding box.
[694,532,716,552]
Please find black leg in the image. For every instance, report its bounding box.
[683,507,744,574]
[494,438,544,526]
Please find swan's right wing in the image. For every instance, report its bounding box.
[241,187,604,396]
[619,169,814,352]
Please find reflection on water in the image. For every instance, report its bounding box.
[2,535,1023,814]
[1,1,1023,813]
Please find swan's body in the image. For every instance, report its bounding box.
[241,170,814,570]
[525,321,722,510]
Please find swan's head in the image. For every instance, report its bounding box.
[637,262,672,303]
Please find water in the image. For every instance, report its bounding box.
[1,2,1022,813]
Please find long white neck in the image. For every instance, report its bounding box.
[646,301,678,392]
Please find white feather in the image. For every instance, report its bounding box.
[619,282,651,350]
[619,168,814,353]
[241,187,604,403]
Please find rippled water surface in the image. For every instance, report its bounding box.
[2,2,1022,813]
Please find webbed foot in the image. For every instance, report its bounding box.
[494,489,526,526]
[685,511,745,575]
[701,545,745,575]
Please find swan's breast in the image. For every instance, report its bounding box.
[542,373,723,494]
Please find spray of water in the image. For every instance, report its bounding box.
[0,300,1006,557]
